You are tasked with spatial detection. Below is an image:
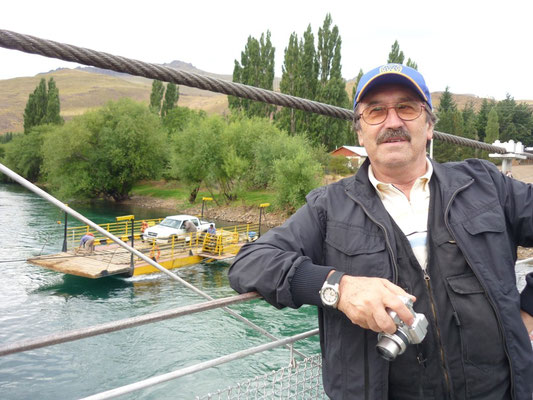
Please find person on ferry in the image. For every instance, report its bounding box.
[229,64,533,399]
[76,232,95,255]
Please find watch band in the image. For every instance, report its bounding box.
[320,270,345,308]
[326,270,345,286]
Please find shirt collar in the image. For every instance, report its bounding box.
[368,158,433,199]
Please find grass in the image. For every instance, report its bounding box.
[131,181,278,209]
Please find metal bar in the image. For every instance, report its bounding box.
[80,328,320,400]
[0,292,260,357]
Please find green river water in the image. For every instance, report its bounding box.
[0,183,320,399]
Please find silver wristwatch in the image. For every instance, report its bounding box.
[319,271,345,308]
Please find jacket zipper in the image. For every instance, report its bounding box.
[421,267,451,393]
[443,180,516,399]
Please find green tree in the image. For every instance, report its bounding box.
[43,99,167,201]
[460,102,478,159]
[387,40,405,64]
[476,99,495,143]
[23,78,63,133]
[167,114,222,202]
[273,147,322,212]
[44,78,63,125]
[3,125,53,181]
[485,107,500,145]
[313,14,350,150]
[278,32,301,134]
[149,80,165,114]
[229,31,276,118]
[434,87,463,162]
[406,58,418,70]
[161,82,179,117]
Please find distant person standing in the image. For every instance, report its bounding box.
[207,224,216,235]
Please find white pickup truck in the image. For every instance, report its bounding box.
[142,215,214,243]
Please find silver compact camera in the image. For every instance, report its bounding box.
[376,295,428,361]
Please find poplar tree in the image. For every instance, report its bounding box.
[229,31,275,118]
[45,78,63,125]
[149,80,165,114]
[485,107,500,144]
[476,99,495,142]
[161,82,179,117]
[23,77,63,133]
[387,40,405,64]
[278,32,301,134]
[313,14,350,149]
[387,40,418,70]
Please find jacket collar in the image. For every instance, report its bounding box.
[346,157,474,204]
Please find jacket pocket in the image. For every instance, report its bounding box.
[446,273,506,370]
[462,206,505,235]
[325,221,388,277]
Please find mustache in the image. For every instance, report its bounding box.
[376,128,411,145]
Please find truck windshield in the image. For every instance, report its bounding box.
[160,218,183,229]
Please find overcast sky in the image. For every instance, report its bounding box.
[1,0,532,101]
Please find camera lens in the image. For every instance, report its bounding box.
[376,330,410,361]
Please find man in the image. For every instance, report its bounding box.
[207,224,216,235]
[229,64,533,399]
[76,232,95,255]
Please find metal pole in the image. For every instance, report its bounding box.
[81,328,319,400]
[201,200,205,220]
[62,207,68,252]
[258,207,263,238]
[130,217,134,272]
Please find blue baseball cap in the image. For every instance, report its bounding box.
[353,63,432,110]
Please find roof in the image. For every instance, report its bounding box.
[331,146,368,157]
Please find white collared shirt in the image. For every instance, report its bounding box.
[368,159,433,270]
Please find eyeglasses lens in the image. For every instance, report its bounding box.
[361,102,423,125]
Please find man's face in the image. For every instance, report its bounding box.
[356,84,433,175]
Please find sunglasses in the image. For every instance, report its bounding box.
[358,101,425,125]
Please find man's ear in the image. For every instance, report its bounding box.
[356,129,364,146]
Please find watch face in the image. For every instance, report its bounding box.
[322,287,338,305]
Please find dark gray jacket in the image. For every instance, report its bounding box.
[228,158,533,399]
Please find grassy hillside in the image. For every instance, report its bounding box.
[2,66,532,135]
[0,67,228,134]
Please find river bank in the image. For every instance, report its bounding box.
[121,194,289,228]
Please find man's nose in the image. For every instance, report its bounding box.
[382,107,404,129]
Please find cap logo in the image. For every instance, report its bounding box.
[379,64,403,74]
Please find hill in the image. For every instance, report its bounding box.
[0,62,231,134]
[2,64,533,134]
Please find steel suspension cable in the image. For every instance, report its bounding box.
[1,29,530,157]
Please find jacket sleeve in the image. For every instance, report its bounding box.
[478,160,533,314]
[228,188,333,309]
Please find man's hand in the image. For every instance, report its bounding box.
[337,275,416,335]
[520,310,533,340]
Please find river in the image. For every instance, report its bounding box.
[1,182,532,400]
[0,183,320,400]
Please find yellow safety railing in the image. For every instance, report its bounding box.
[67,219,261,261]
[66,218,163,250]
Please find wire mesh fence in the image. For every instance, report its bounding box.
[194,354,327,400]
